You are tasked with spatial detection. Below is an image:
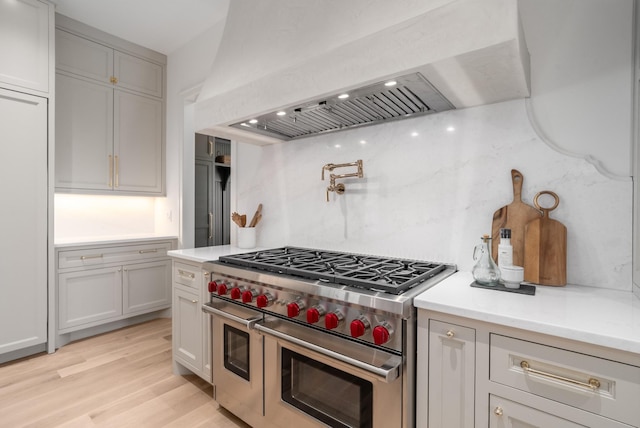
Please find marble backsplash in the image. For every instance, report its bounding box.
[235,99,632,291]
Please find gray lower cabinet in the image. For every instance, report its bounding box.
[55,239,176,345]
[171,260,212,383]
[417,310,640,428]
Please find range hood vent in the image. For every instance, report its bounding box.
[230,73,454,141]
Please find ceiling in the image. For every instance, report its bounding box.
[50,0,230,55]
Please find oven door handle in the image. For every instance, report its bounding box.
[202,304,261,329]
[254,322,401,383]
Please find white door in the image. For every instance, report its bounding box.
[0,88,48,354]
[55,73,114,190]
[114,91,163,193]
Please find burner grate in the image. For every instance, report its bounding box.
[218,247,448,294]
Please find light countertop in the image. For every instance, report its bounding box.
[414,271,640,355]
[55,235,178,248]
[167,245,266,263]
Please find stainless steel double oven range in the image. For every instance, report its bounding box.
[201,247,455,428]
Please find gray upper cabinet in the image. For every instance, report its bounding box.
[55,25,166,195]
[0,0,50,94]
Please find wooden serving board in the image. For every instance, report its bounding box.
[524,191,567,286]
[491,169,542,266]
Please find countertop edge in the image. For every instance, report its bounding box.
[415,272,640,355]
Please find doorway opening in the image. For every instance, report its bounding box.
[195,134,231,247]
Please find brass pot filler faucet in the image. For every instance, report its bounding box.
[321,160,364,202]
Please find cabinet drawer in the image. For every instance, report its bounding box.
[58,242,173,269]
[174,262,201,290]
[490,334,640,426]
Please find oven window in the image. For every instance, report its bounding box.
[223,324,250,381]
[281,348,373,428]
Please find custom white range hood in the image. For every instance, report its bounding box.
[195,0,530,144]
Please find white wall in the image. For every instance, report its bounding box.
[235,99,632,290]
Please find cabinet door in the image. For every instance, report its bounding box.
[114,91,163,193]
[173,287,203,375]
[114,51,163,98]
[195,159,215,247]
[58,266,123,331]
[0,0,50,93]
[123,260,171,315]
[428,320,476,428]
[0,88,47,354]
[490,395,587,428]
[56,29,113,84]
[56,73,113,190]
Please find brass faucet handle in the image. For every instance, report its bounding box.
[326,187,330,202]
[322,163,335,180]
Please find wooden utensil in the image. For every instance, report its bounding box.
[491,169,542,266]
[524,191,567,286]
[231,212,244,228]
[248,203,263,227]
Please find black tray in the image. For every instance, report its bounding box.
[470,281,536,295]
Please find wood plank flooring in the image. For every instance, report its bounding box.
[0,318,250,428]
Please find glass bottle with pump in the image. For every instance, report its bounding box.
[472,234,501,286]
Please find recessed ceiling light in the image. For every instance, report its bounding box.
[411,132,419,137]
[446,126,456,132]
[384,80,397,87]
[338,93,349,99]
[249,119,258,124]
[335,144,341,148]
[276,111,286,116]
[240,123,250,127]
[360,140,367,145]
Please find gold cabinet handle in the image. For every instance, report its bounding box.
[208,138,213,156]
[446,330,454,338]
[138,249,158,254]
[108,155,113,187]
[178,269,195,279]
[110,76,118,84]
[494,407,503,416]
[80,254,103,260]
[520,361,601,390]
[191,299,198,304]
[208,212,213,240]
[114,155,119,188]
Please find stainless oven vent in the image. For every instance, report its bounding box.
[230,72,454,141]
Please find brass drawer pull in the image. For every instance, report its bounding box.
[80,254,103,260]
[177,269,195,279]
[446,330,454,338]
[138,249,158,254]
[520,360,601,390]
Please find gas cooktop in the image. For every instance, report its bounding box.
[217,246,449,295]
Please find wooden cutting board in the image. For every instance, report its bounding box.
[491,169,542,266]
[524,191,567,286]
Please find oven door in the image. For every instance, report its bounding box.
[256,316,404,428]
[202,300,263,427]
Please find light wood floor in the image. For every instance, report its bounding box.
[0,318,250,428]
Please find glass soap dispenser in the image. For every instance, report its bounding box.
[472,234,501,286]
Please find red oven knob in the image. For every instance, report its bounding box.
[217,282,228,296]
[208,280,217,293]
[287,301,305,318]
[230,287,244,300]
[306,305,325,324]
[373,325,390,345]
[350,317,370,338]
[325,311,343,330]
[256,293,274,308]
[242,289,258,303]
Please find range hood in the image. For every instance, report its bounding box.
[231,73,454,141]
[195,0,531,144]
